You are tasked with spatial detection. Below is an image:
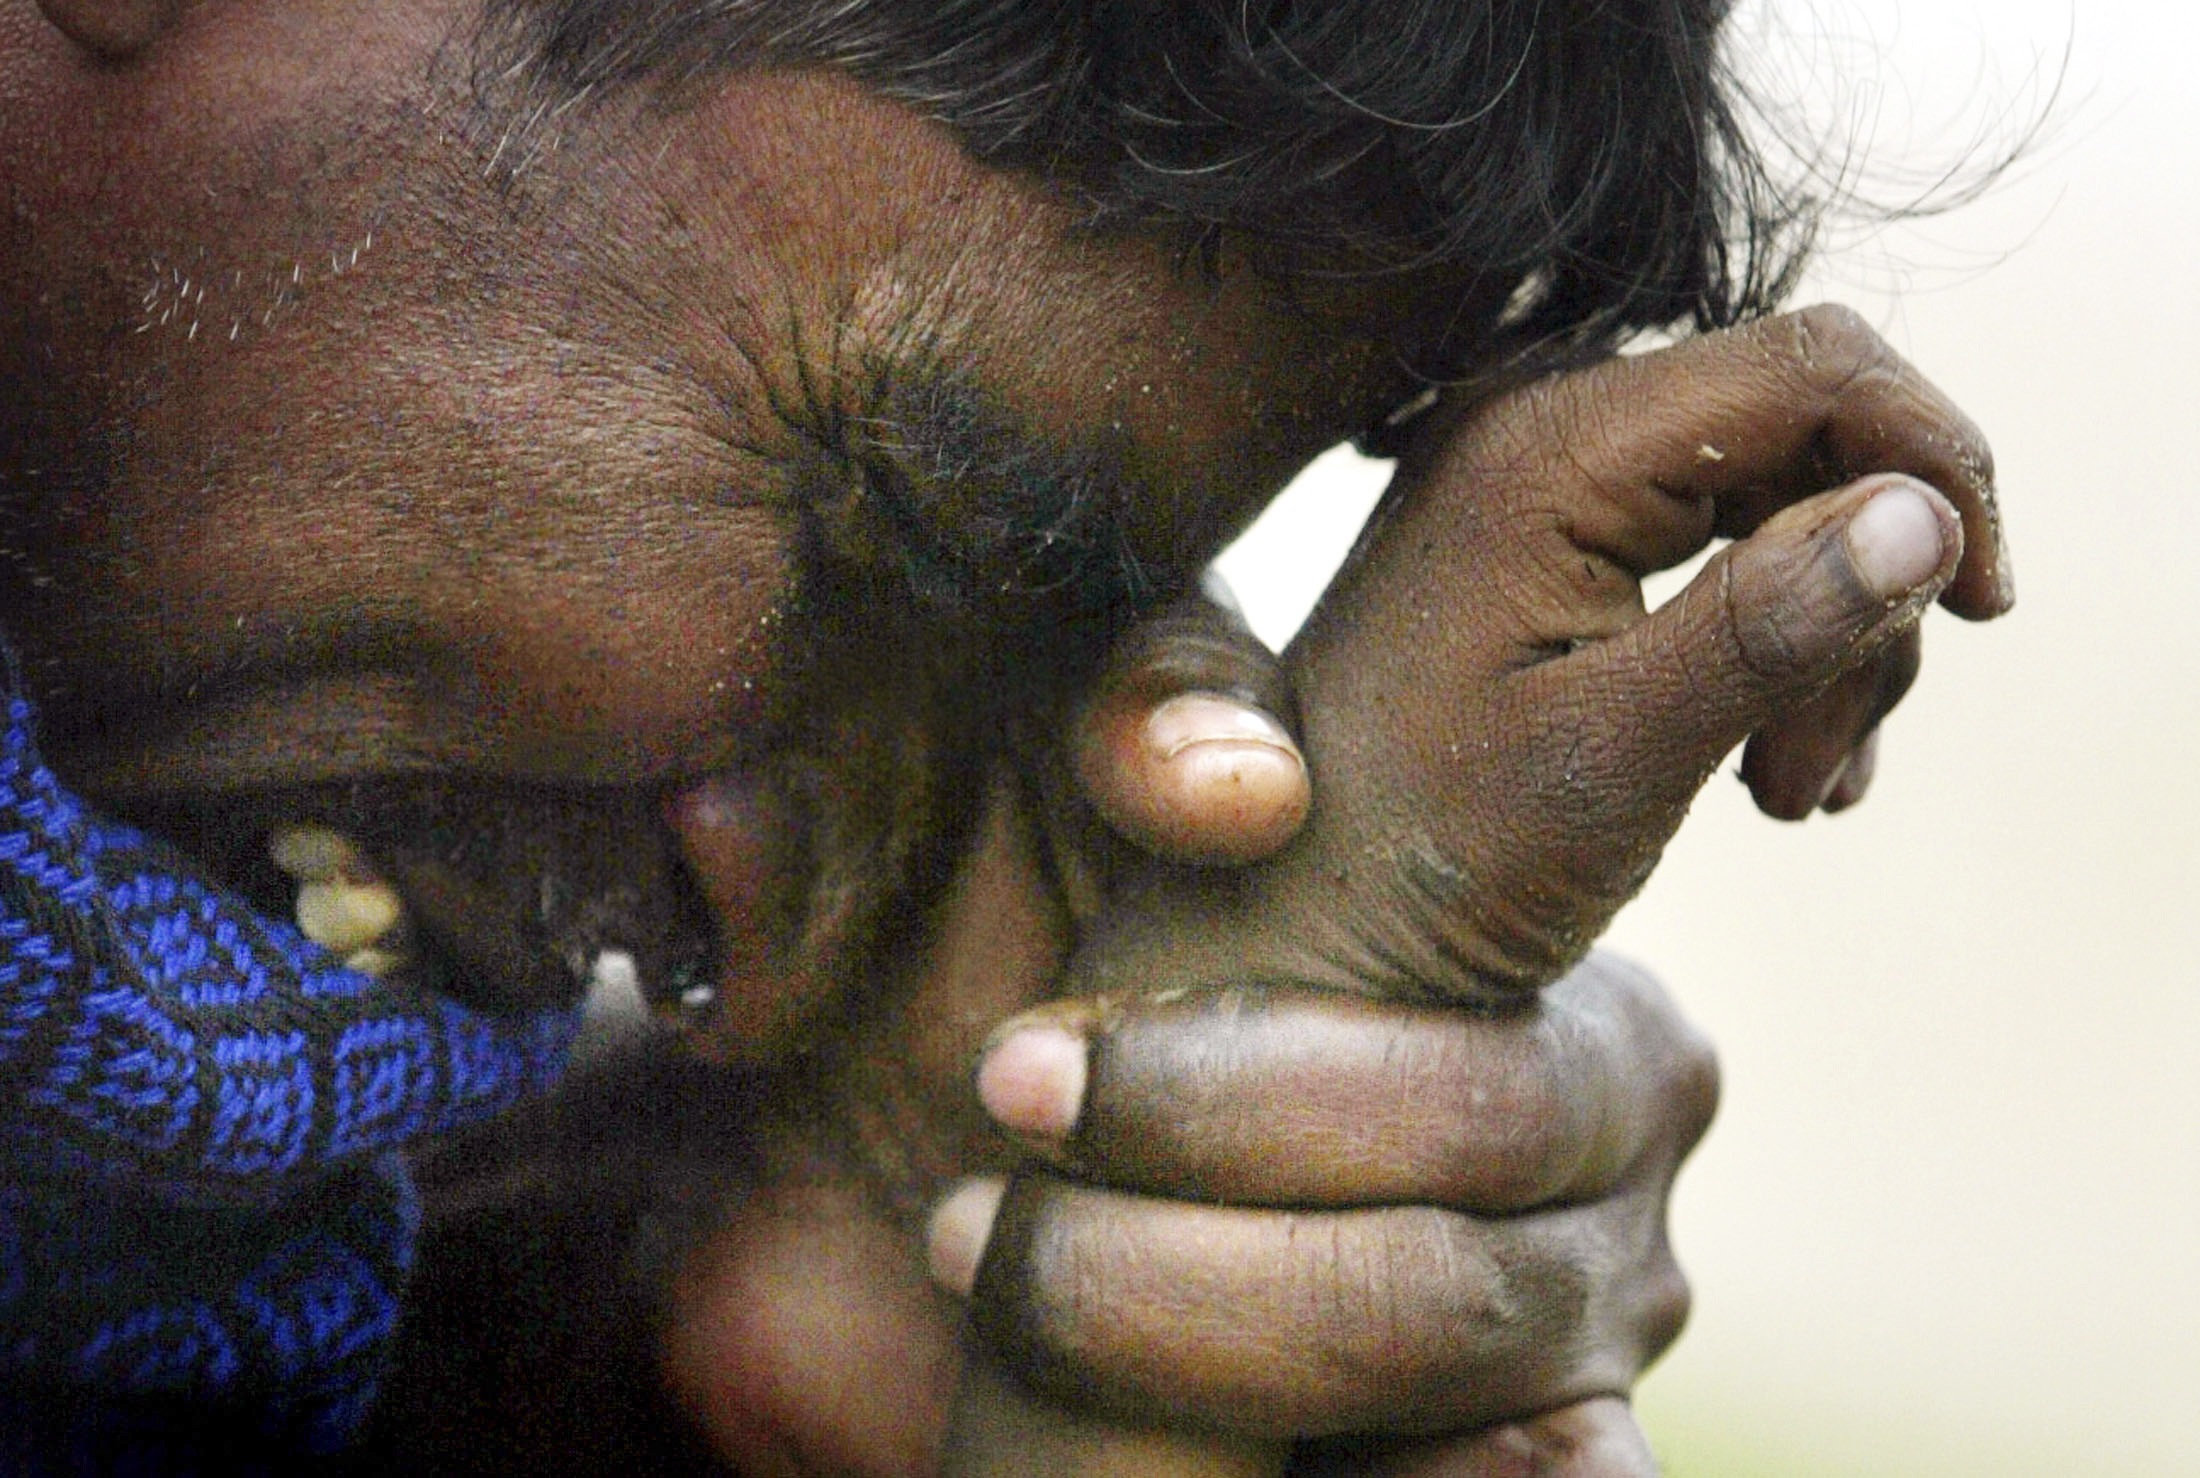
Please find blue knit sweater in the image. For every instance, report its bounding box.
[0,690,579,1467]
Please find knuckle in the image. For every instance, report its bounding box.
[1473,367,1625,497]
[1592,954,1719,1153]
[1673,1026,1722,1151]
[1105,597,1292,716]
[1310,1214,1583,1414]
[1784,302,1897,396]
[1789,299,1873,349]
[1716,549,1829,687]
[1400,1218,1587,1399]
[1638,1256,1694,1361]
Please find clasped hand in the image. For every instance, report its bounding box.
[667,307,2009,1477]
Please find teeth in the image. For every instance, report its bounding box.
[269,825,412,968]
[294,879,406,954]
[339,947,407,980]
[268,824,367,883]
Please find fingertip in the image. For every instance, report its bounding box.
[1117,692,1310,863]
[1939,483,2015,621]
[1738,742,1826,823]
[976,1025,1087,1144]
[1819,729,1879,814]
[1843,479,1958,603]
[1405,1399,1655,1478]
[1738,732,1839,824]
[927,1178,1008,1300]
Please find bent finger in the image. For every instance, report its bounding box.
[1508,474,1958,850]
[1738,624,1919,820]
[1452,305,2010,618]
[970,958,1716,1211]
[960,1184,1680,1440]
[1821,727,1881,813]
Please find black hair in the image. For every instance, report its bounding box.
[473,0,1815,377]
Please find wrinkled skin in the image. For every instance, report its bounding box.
[943,307,2007,1475]
[0,2,2008,1475]
[1066,306,2010,1015]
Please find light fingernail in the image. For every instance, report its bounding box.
[977,1026,1087,1142]
[1845,483,1952,600]
[1144,692,1299,763]
[926,1177,1006,1299]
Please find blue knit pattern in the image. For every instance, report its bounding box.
[0,693,580,1459]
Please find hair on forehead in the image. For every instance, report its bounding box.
[474,0,1807,374]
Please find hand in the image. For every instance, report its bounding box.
[654,588,1321,1475]
[934,955,1714,1475]
[937,595,1702,1478]
[938,305,2010,1474]
[1070,304,2011,1008]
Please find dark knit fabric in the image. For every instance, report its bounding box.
[0,691,580,1462]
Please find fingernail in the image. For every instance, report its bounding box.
[926,1177,1006,1298]
[977,1025,1087,1142]
[1144,692,1300,764]
[1822,730,1879,813]
[1845,483,1953,601]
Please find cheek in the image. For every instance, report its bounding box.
[407,503,801,773]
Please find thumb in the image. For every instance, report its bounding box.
[1394,472,1961,993]
[1522,473,1960,810]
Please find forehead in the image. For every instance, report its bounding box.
[0,0,1467,785]
[0,0,1439,540]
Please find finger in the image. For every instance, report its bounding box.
[943,1352,1285,1478]
[1444,304,2010,619]
[1495,476,1958,908]
[1304,1398,1657,1478]
[969,957,1717,1210]
[1821,727,1880,813]
[962,1181,1682,1440]
[1738,623,1919,819]
[1263,475,1953,996]
[1072,580,1309,865]
[665,1191,965,1477]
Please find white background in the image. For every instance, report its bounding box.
[1216,3,2200,1471]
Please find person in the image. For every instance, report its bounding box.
[0,0,2011,1473]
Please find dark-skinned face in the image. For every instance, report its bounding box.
[0,0,1475,1049]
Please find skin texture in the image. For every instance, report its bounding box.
[0,4,1671,1468]
[937,307,2006,1475]
[1064,307,2007,1015]
[0,2,2011,1474]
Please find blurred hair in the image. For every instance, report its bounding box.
[474,0,1817,378]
